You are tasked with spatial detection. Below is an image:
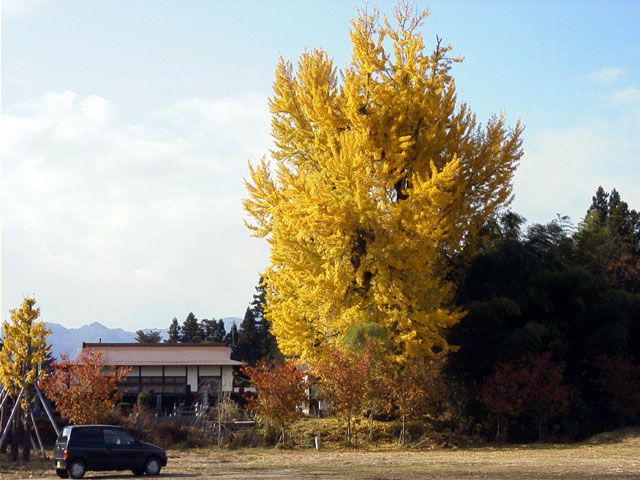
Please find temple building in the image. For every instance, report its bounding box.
[80,342,240,412]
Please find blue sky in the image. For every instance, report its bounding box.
[2,0,639,330]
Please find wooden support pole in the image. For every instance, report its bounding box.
[0,391,5,450]
[0,390,7,429]
[0,387,24,451]
[29,433,37,455]
[29,408,46,457]
[35,386,59,437]
[0,389,9,411]
[22,413,38,456]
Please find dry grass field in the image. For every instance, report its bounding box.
[1,429,638,479]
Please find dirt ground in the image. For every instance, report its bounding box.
[1,430,639,479]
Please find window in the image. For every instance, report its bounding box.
[140,376,163,393]
[59,426,73,441]
[120,376,140,394]
[71,428,104,445]
[163,376,186,394]
[104,428,135,446]
[141,376,163,384]
[198,377,220,392]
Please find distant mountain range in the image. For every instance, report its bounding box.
[45,317,240,359]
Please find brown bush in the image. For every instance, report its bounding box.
[100,408,205,449]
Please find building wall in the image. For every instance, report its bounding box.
[141,366,162,376]
[120,364,234,396]
[186,366,198,391]
[164,366,186,377]
[221,365,233,392]
[199,365,221,376]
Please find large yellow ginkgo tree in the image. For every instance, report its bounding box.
[244,3,523,365]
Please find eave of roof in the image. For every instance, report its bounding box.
[82,342,229,348]
[79,342,242,366]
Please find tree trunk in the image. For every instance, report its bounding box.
[22,410,31,462]
[0,401,6,454]
[495,414,508,443]
[537,413,545,442]
[346,416,351,446]
[10,406,20,462]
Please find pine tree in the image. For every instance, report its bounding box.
[165,317,180,344]
[588,186,610,224]
[578,187,640,292]
[251,279,281,361]
[135,330,161,343]
[235,308,261,365]
[244,4,522,364]
[225,322,239,352]
[0,297,50,461]
[201,318,220,343]
[180,313,204,343]
[216,319,227,343]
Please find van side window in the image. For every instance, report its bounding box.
[71,428,104,444]
[104,428,135,446]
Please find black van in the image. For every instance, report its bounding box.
[52,425,167,478]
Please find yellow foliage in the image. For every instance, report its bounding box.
[244,3,522,365]
[0,297,50,407]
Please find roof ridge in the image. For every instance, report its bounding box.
[82,342,229,348]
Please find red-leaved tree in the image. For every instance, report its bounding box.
[478,359,531,442]
[594,355,640,425]
[241,360,306,445]
[526,353,571,441]
[479,352,571,441]
[313,347,373,446]
[40,349,130,424]
[384,353,448,444]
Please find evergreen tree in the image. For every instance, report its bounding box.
[135,330,161,343]
[588,186,610,222]
[225,322,239,351]
[180,313,204,343]
[216,319,227,343]
[577,187,640,292]
[448,205,640,441]
[251,279,281,361]
[41,345,56,373]
[251,278,267,322]
[235,308,261,365]
[201,318,220,343]
[165,317,180,344]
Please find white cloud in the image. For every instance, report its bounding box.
[1,91,272,329]
[513,111,640,226]
[1,0,54,18]
[611,86,640,106]
[589,67,627,83]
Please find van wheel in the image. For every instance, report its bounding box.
[68,460,86,479]
[56,468,69,479]
[145,456,162,476]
